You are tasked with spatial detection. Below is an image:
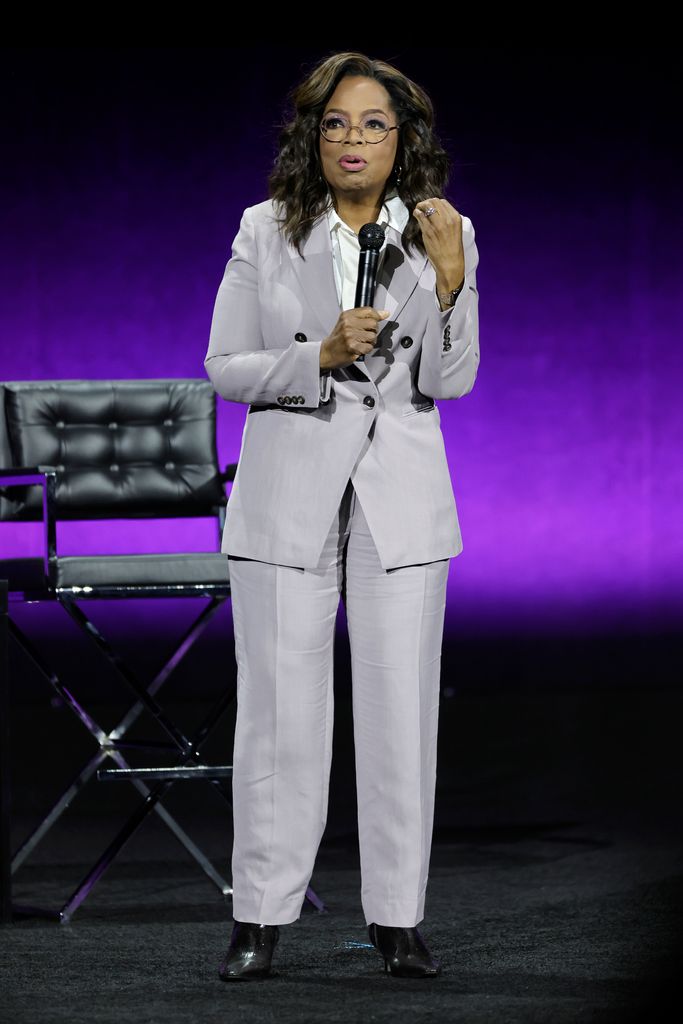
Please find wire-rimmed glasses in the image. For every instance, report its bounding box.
[319,113,400,144]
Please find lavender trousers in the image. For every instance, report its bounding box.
[226,476,450,927]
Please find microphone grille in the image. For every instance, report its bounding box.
[358,223,386,252]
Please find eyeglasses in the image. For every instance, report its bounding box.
[319,113,399,145]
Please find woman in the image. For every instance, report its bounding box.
[204,50,480,981]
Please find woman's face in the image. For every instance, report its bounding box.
[319,75,399,204]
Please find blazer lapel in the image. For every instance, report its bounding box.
[286,209,429,385]
[368,227,429,381]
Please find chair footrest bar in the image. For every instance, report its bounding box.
[108,740,181,752]
[97,765,233,781]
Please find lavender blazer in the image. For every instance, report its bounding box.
[204,198,480,570]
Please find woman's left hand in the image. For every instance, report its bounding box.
[413,198,465,291]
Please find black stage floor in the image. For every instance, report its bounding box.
[2,684,680,1022]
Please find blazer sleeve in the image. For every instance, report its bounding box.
[416,215,480,400]
[204,205,330,408]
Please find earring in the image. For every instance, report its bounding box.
[393,163,402,188]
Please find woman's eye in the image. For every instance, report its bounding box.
[324,117,345,128]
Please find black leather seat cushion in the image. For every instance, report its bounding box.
[0,553,230,592]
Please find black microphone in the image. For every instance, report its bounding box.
[354,223,386,361]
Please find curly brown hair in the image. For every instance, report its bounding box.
[267,51,452,259]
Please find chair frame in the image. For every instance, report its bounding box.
[0,384,327,924]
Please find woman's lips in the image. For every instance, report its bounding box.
[339,156,367,171]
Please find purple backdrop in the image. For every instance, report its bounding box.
[2,48,681,640]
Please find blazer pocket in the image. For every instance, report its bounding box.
[402,400,436,417]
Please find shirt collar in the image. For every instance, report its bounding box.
[326,188,409,241]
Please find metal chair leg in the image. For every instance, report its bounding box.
[1,580,11,924]
[6,596,328,920]
[9,612,233,865]
[8,615,237,890]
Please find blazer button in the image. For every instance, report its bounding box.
[363,396,375,408]
[400,336,413,348]
[295,332,307,343]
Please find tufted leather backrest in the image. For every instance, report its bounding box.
[0,380,226,522]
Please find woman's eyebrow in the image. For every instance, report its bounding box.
[324,107,388,116]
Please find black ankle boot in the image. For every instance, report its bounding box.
[368,922,442,977]
[218,920,280,981]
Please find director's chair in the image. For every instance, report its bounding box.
[0,379,326,923]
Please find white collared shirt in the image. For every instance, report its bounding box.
[327,191,410,310]
[319,191,409,402]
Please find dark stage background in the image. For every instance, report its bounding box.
[2,48,681,696]
[1,47,681,1020]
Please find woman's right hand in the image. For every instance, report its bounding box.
[320,307,390,370]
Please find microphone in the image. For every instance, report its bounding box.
[354,223,386,361]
